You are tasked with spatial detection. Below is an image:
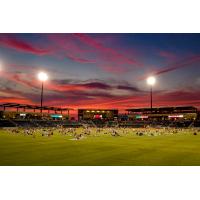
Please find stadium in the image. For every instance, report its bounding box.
[1,33,200,166]
[0,104,200,128]
[1,100,200,166]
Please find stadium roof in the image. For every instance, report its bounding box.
[0,103,73,111]
[78,108,118,110]
[126,106,197,112]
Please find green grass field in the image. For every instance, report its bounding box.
[0,128,200,166]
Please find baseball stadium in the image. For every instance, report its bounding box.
[1,33,200,166]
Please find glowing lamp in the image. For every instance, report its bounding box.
[38,72,48,81]
[146,76,156,86]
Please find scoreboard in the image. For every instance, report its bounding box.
[78,109,118,120]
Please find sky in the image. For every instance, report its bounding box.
[0,33,200,114]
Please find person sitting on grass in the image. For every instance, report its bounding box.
[48,131,54,137]
[111,130,120,137]
[74,133,84,140]
[32,130,36,138]
[138,132,144,136]
[24,129,30,136]
[96,128,101,133]
[42,129,48,137]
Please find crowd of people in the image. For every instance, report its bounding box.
[4,125,200,140]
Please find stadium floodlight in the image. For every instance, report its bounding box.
[38,72,48,82]
[38,72,48,113]
[146,76,156,113]
[147,76,156,86]
[0,61,3,72]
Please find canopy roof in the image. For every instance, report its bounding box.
[0,103,73,112]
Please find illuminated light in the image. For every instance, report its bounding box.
[136,112,143,115]
[97,111,100,113]
[94,114,102,119]
[168,115,183,118]
[86,110,90,112]
[92,110,95,112]
[147,76,156,86]
[38,72,48,81]
[136,115,148,119]
[51,114,62,118]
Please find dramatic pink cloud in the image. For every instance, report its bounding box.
[0,34,143,74]
[0,97,33,104]
[1,71,39,90]
[0,34,51,55]
[73,33,140,65]
[47,34,95,64]
[139,54,200,80]
[154,55,200,75]
[1,34,200,113]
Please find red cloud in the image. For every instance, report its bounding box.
[101,65,129,74]
[155,90,200,103]
[5,69,199,110]
[2,71,39,90]
[159,50,177,61]
[139,54,200,80]
[0,34,51,55]
[1,86,200,116]
[154,55,200,76]
[0,34,140,75]
[73,33,140,65]
[1,70,110,94]
[0,97,33,104]
[47,34,95,64]
[0,34,141,74]
[66,54,95,63]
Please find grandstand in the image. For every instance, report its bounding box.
[0,103,72,115]
[0,103,199,128]
[0,103,75,128]
[121,106,199,128]
[126,106,198,121]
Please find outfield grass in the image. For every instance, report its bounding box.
[0,128,200,166]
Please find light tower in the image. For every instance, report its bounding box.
[0,61,2,72]
[146,76,156,113]
[0,61,3,86]
[38,72,48,113]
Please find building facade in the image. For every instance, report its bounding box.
[126,106,198,121]
[78,109,118,120]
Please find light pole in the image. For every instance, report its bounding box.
[146,76,156,113]
[38,72,48,113]
[0,62,2,104]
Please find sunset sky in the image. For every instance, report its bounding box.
[0,33,200,114]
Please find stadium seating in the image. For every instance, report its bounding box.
[0,119,81,128]
[0,120,16,127]
[0,118,200,128]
